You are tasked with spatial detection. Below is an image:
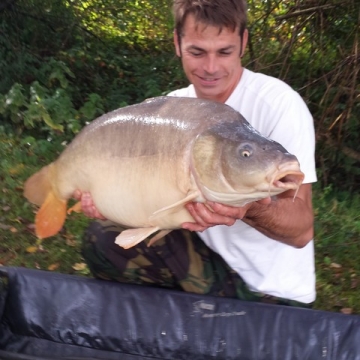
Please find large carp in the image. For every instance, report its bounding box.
[24,96,304,249]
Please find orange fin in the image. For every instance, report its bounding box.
[115,227,160,249]
[35,191,67,239]
[148,190,200,223]
[67,201,82,215]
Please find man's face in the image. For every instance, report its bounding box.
[174,14,247,103]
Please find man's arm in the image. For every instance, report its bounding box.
[74,184,314,248]
[182,183,314,248]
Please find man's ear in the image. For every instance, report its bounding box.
[240,29,248,58]
[174,29,181,57]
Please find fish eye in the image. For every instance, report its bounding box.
[238,144,253,158]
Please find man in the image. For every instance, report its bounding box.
[78,0,317,307]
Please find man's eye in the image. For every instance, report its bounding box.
[219,51,232,56]
[190,51,203,57]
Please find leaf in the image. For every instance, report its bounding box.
[9,163,24,175]
[330,263,342,269]
[0,223,11,230]
[79,93,104,120]
[72,262,87,271]
[351,278,358,289]
[340,308,353,315]
[48,263,60,271]
[26,223,36,231]
[65,236,77,247]
[42,109,64,132]
[5,83,26,107]
[26,246,38,253]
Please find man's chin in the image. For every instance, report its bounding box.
[196,88,223,101]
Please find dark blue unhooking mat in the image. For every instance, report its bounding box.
[1,267,360,360]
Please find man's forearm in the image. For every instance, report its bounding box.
[242,196,314,248]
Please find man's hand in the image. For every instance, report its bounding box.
[73,190,106,219]
[183,184,314,248]
[182,198,271,232]
[73,184,314,248]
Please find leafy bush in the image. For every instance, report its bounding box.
[0,0,359,190]
[245,0,360,192]
[0,59,105,135]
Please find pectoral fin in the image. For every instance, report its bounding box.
[67,201,82,214]
[149,190,200,222]
[147,230,171,247]
[115,227,160,249]
[35,191,67,239]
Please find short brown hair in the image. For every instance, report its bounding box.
[173,0,247,39]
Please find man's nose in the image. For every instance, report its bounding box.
[203,54,218,74]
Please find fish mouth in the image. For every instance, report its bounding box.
[273,172,304,189]
[267,162,304,191]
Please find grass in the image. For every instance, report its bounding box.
[0,127,90,276]
[0,126,359,313]
[313,186,360,313]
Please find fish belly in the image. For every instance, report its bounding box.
[56,155,195,229]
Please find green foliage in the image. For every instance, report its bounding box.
[0,127,88,273]
[313,183,360,312]
[245,0,360,191]
[0,0,359,188]
[0,0,184,138]
[0,58,108,135]
[2,0,358,189]
[0,0,359,311]
[69,0,174,46]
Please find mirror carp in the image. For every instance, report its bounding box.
[24,96,304,249]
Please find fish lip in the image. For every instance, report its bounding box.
[267,162,304,190]
[272,171,304,189]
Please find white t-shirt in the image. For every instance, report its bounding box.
[168,68,317,303]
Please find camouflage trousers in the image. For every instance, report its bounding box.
[81,220,312,308]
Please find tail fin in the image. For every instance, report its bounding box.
[35,191,67,239]
[24,164,67,239]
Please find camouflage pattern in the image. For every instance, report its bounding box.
[82,220,312,308]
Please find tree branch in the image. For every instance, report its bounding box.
[276,4,336,20]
